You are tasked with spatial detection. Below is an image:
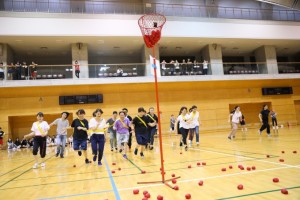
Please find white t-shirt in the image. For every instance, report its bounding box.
[89,118,106,134]
[231,111,242,123]
[177,114,190,129]
[31,121,50,136]
[189,111,200,128]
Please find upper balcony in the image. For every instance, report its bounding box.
[1,0,300,22]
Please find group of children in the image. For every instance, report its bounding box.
[22,107,160,169]
[228,104,279,139]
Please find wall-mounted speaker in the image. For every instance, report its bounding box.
[262,87,293,95]
[59,94,103,105]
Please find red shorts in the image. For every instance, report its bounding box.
[0,138,3,145]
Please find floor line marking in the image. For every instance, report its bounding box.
[103,155,121,200]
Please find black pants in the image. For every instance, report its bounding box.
[75,70,80,78]
[33,136,47,158]
[90,134,105,162]
[272,118,277,126]
[148,127,157,145]
[260,121,270,134]
[128,132,132,149]
[179,127,189,145]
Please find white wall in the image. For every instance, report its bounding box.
[0,13,300,40]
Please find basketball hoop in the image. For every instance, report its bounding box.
[137,14,180,189]
[138,14,166,48]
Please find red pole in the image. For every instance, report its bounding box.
[152,47,165,182]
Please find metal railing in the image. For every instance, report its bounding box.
[0,0,299,21]
[0,63,145,80]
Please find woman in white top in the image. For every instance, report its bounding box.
[24,112,50,169]
[228,106,242,140]
[188,105,201,147]
[89,108,107,166]
[175,106,191,151]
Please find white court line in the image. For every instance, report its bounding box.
[163,142,300,169]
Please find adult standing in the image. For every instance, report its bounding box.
[71,109,90,164]
[131,107,150,158]
[89,108,107,165]
[114,111,131,159]
[24,112,50,169]
[74,60,80,78]
[203,60,208,75]
[188,105,201,146]
[107,111,118,152]
[175,107,191,151]
[122,108,133,151]
[147,107,158,150]
[30,62,38,80]
[259,104,271,136]
[50,112,70,158]
[22,62,30,80]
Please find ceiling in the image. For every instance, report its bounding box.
[0,36,299,60]
[255,0,300,10]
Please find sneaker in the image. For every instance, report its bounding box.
[60,155,64,158]
[93,155,97,162]
[272,126,275,130]
[78,151,82,156]
[258,130,262,135]
[140,152,144,158]
[98,161,102,166]
[196,142,199,146]
[32,163,38,169]
[276,126,279,130]
[149,146,154,150]
[123,154,128,159]
[119,149,123,153]
[179,141,183,146]
[85,158,90,164]
[55,153,59,157]
[188,143,192,148]
[228,136,231,140]
[115,148,118,151]
[40,162,46,167]
[111,148,113,152]
[233,136,236,139]
[267,134,271,137]
[185,146,188,151]
[134,148,138,155]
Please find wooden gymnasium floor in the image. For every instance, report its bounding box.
[1,127,300,200]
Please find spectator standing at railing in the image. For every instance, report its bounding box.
[181,59,187,75]
[161,60,167,76]
[175,60,180,74]
[7,62,14,80]
[30,62,38,80]
[169,60,175,75]
[187,59,193,75]
[15,61,22,80]
[203,60,208,75]
[23,62,30,80]
[0,62,4,80]
[193,60,200,74]
[74,60,80,78]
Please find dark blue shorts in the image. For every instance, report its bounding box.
[135,133,148,145]
[73,139,87,151]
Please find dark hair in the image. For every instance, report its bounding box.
[263,104,268,108]
[92,111,96,117]
[179,106,187,115]
[234,106,240,110]
[94,108,103,114]
[113,111,118,114]
[122,108,128,112]
[37,112,44,117]
[191,105,197,109]
[138,107,146,113]
[61,112,70,118]
[189,108,193,113]
[76,109,85,115]
[119,111,126,115]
